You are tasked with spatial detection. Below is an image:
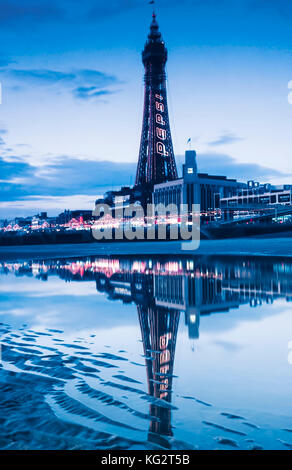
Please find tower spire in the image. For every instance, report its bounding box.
[135,12,178,187]
[149,10,160,40]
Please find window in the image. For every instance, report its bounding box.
[278,194,290,203]
[259,196,270,204]
[187,167,193,174]
[228,199,237,206]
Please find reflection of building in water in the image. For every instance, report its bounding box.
[2,256,292,445]
[221,260,292,305]
[2,257,292,334]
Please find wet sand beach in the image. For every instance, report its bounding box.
[0,237,291,261]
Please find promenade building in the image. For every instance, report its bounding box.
[220,181,292,220]
[153,150,246,217]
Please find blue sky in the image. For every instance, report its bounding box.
[0,0,292,217]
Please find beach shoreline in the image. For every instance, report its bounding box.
[0,237,291,261]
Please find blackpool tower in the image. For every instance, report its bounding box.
[135,13,178,187]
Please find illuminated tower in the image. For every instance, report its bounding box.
[135,13,178,187]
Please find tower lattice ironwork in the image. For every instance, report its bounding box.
[135,13,178,187]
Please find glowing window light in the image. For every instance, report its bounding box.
[190,314,196,323]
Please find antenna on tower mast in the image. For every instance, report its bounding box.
[149,0,155,15]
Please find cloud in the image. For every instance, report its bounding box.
[73,86,117,100]
[0,154,135,200]
[4,69,75,83]
[77,69,118,86]
[208,132,243,146]
[3,68,118,86]
[176,151,290,181]
[33,157,136,192]
[0,195,99,216]
[0,154,136,216]
[0,157,33,182]
[0,67,121,100]
[196,152,289,180]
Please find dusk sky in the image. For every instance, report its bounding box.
[0,0,292,217]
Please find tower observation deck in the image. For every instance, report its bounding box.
[135,13,178,187]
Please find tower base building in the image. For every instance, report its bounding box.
[153,150,246,219]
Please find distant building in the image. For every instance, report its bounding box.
[221,182,292,207]
[220,181,292,220]
[57,209,92,224]
[14,213,50,228]
[14,216,33,227]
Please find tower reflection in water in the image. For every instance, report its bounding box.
[2,256,292,445]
